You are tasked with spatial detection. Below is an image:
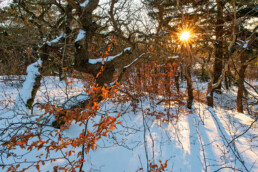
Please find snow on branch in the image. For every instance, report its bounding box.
[88,47,131,65]
[236,39,251,50]
[14,58,42,110]
[15,32,66,110]
[168,55,179,59]
[75,30,86,42]
[242,40,250,49]
[46,32,66,46]
[117,52,154,83]
[80,0,89,7]
[124,58,139,69]
[124,52,150,69]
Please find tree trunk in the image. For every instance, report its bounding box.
[200,64,205,81]
[175,74,179,93]
[228,66,232,88]
[17,44,50,110]
[164,64,171,94]
[237,60,247,113]
[186,64,193,109]
[213,0,225,91]
[224,69,229,90]
[136,65,141,90]
[207,82,214,107]
[180,63,184,82]
[152,66,158,94]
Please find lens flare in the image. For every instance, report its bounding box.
[180,31,190,41]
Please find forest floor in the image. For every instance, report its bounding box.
[0,76,257,172]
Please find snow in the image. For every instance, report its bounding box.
[75,30,86,42]
[29,15,33,21]
[243,39,250,49]
[237,39,250,49]
[124,58,139,69]
[89,47,131,64]
[0,77,257,171]
[80,0,89,7]
[46,32,65,46]
[236,42,242,46]
[168,55,179,59]
[14,58,42,111]
[159,31,169,36]
[124,52,152,69]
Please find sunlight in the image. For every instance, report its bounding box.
[180,31,190,41]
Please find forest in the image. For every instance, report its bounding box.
[0,0,257,171]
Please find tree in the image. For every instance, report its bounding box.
[0,0,154,170]
[0,0,257,171]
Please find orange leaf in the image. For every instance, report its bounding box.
[16,141,23,145]
[35,164,40,171]
[49,109,54,115]
[72,142,76,147]
[93,102,98,110]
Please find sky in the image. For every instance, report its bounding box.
[0,0,12,9]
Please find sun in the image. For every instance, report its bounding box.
[180,31,191,41]
[172,24,196,48]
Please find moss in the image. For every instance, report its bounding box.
[26,98,33,109]
[26,75,42,109]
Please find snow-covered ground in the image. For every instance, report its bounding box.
[0,76,257,172]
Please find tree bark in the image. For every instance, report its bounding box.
[237,58,247,113]
[207,82,214,107]
[175,74,180,93]
[213,0,225,91]
[186,64,193,109]
[165,65,171,94]
[185,44,193,109]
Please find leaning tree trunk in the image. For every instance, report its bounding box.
[14,59,42,110]
[15,0,135,130]
[237,58,248,113]
[14,43,52,110]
